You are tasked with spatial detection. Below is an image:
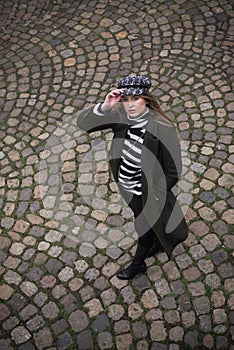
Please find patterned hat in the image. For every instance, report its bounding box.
[117,76,152,96]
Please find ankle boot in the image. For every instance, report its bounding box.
[117,244,150,280]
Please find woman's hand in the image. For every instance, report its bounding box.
[101,89,125,112]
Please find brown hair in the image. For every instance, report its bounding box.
[140,92,172,124]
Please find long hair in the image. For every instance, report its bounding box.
[140,92,172,124]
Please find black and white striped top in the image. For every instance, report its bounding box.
[118,110,148,195]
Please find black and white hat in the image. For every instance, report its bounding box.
[117,76,152,96]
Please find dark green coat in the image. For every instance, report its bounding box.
[77,105,188,258]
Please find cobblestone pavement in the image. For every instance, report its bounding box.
[0,0,234,349]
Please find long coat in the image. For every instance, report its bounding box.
[77,105,188,258]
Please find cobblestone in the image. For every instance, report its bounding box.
[0,0,233,348]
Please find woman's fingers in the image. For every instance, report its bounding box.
[102,88,125,111]
[108,88,125,98]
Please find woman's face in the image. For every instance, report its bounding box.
[121,95,147,118]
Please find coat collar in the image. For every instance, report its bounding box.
[118,107,173,135]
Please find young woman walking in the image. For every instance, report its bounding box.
[77,76,188,280]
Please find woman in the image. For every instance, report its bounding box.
[77,76,188,280]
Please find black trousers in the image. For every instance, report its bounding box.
[119,188,158,248]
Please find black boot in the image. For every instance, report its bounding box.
[117,244,149,280]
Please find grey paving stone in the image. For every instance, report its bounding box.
[57,332,73,350]
[92,314,110,332]
[26,267,44,282]
[9,293,27,312]
[26,315,45,332]
[60,294,78,314]
[52,319,69,335]
[160,296,177,310]
[42,301,60,319]
[68,310,89,333]
[19,304,38,321]
[199,191,216,203]
[178,295,192,311]
[132,275,151,292]
[184,330,199,349]
[97,331,113,349]
[76,330,93,350]
[45,258,63,274]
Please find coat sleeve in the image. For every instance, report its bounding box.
[77,103,118,133]
[157,126,182,192]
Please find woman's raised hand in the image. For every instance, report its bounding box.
[101,89,125,112]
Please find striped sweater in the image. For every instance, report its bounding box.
[118,110,148,195]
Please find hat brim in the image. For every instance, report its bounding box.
[120,87,148,96]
